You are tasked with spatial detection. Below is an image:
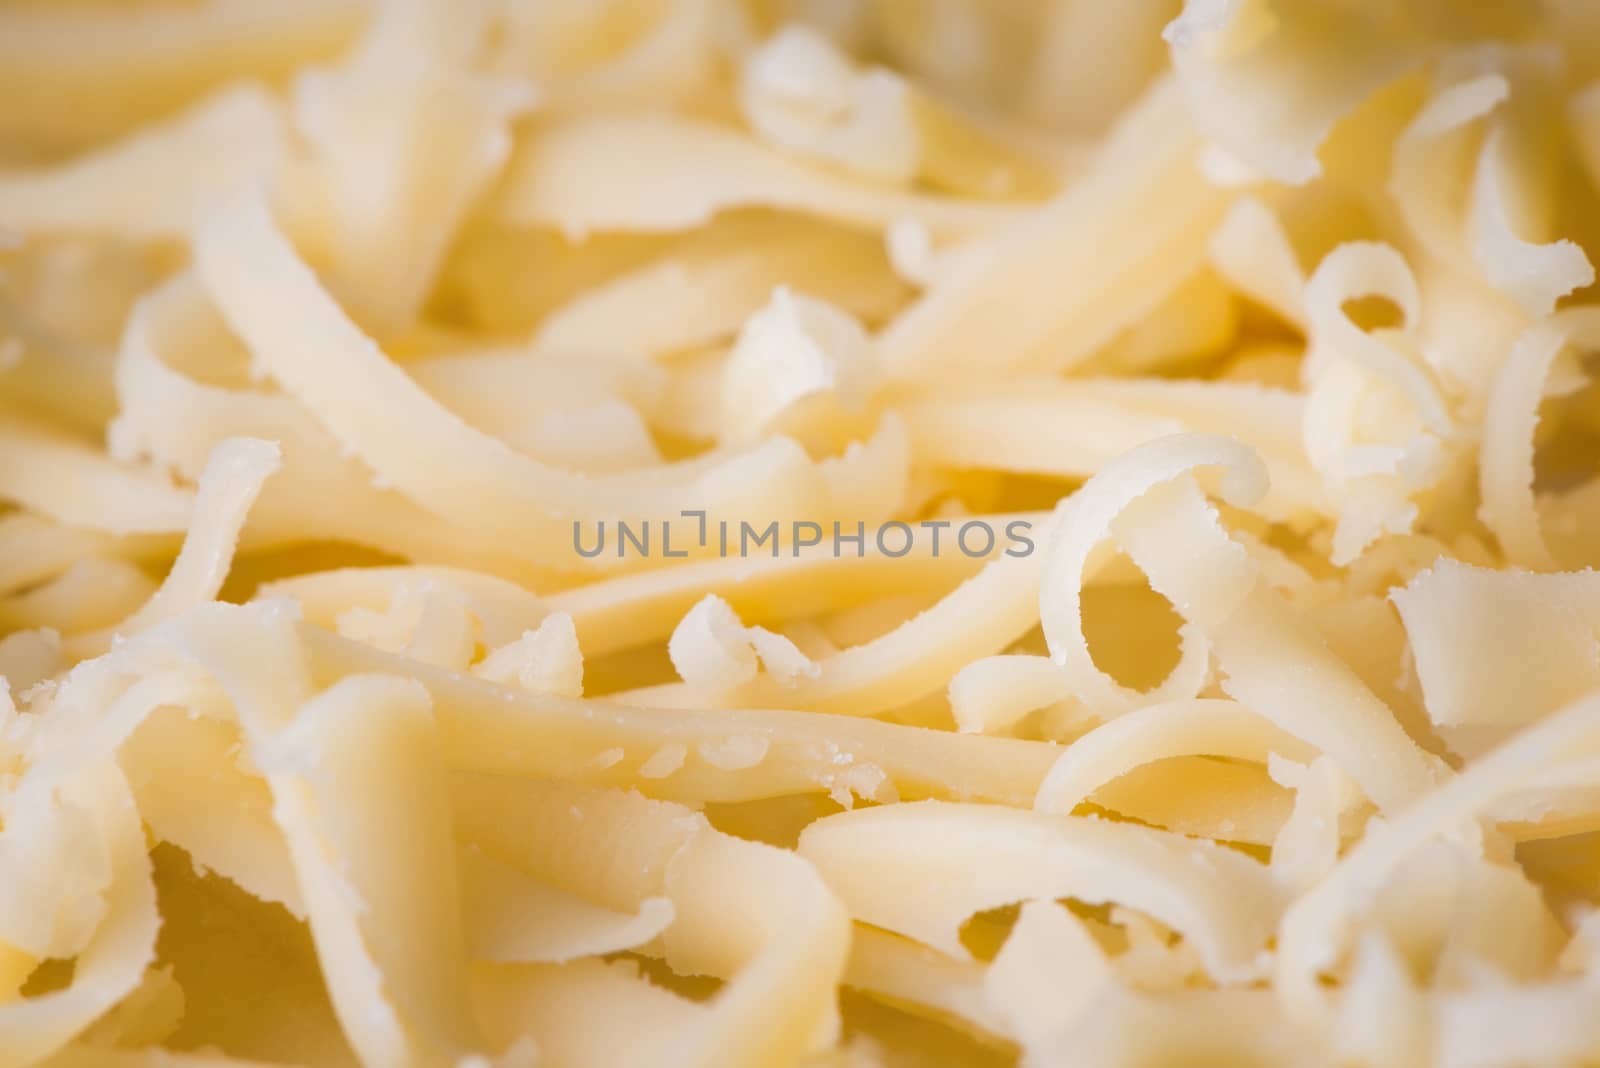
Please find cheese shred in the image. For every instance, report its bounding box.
[6,1,1600,1066]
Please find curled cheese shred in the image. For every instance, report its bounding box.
[901,377,1324,520]
[719,287,872,447]
[1058,435,1443,810]
[1302,242,1448,435]
[738,26,920,184]
[453,775,850,1067]
[1277,688,1600,1024]
[1478,308,1600,569]
[0,764,158,1068]
[668,595,818,692]
[336,579,480,671]
[248,675,490,1067]
[1391,559,1600,735]
[1391,74,1510,273]
[948,653,1074,736]
[1164,0,1420,186]
[1034,698,1317,815]
[1470,127,1595,318]
[111,274,545,578]
[623,539,1054,721]
[1038,433,1261,716]
[66,437,279,660]
[1301,242,1461,563]
[193,187,856,571]
[474,611,585,698]
[798,801,1284,983]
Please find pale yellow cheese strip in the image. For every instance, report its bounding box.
[0,0,362,153]
[499,112,1022,240]
[799,801,1284,983]
[0,413,192,536]
[0,85,285,240]
[244,674,489,1067]
[298,620,1062,805]
[0,764,158,1068]
[193,188,835,569]
[876,78,1231,382]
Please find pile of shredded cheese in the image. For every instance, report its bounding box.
[8,1,1600,1065]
